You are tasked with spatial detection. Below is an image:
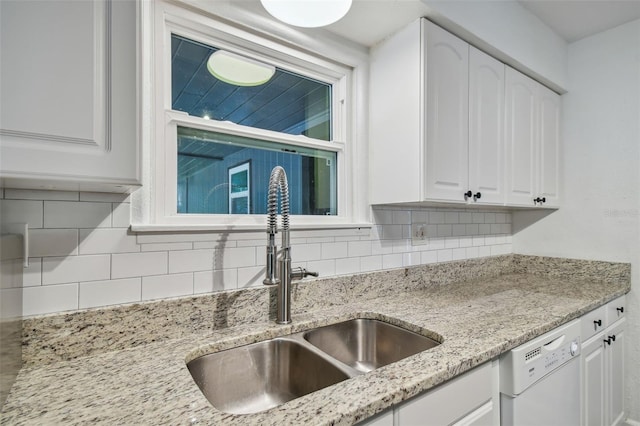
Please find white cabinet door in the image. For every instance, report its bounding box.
[468,47,504,205]
[505,67,538,206]
[538,86,561,207]
[0,0,139,193]
[582,334,606,426]
[606,318,625,426]
[357,409,394,426]
[396,362,492,426]
[424,22,469,202]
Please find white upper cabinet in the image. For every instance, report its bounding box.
[0,0,140,193]
[424,22,469,202]
[370,18,559,209]
[505,67,561,207]
[469,46,505,205]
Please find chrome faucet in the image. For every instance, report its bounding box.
[263,166,318,324]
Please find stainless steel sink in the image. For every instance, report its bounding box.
[303,319,441,373]
[187,318,441,414]
[187,338,350,415]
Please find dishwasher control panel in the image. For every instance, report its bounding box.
[500,319,581,396]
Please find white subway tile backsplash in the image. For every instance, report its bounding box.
[141,273,193,301]
[112,252,168,279]
[194,269,237,293]
[169,249,215,273]
[111,203,131,228]
[12,190,514,315]
[23,258,42,287]
[237,266,265,288]
[80,192,130,203]
[421,250,438,264]
[0,199,43,228]
[472,213,485,224]
[452,248,467,260]
[4,189,78,201]
[381,225,403,240]
[42,255,111,285]
[29,229,78,257]
[382,253,403,269]
[445,212,459,224]
[436,224,452,237]
[321,242,348,260]
[348,241,372,257]
[79,228,140,254]
[44,201,111,229]
[79,278,141,309]
[429,211,445,224]
[292,243,322,262]
[360,255,382,272]
[437,249,453,262]
[141,242,193,252]
[23,283,78,316]
[392,210,411,225]
[213,246,255,269]
[335,257,360,275]
[306,259,336,276]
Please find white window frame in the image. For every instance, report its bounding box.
[134,0,370,232]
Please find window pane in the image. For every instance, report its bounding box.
[171,34,332,141]
[177,126,337,215]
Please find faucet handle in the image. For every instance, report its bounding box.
[291,267,319,280]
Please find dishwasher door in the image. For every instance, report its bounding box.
[501,354,580,426]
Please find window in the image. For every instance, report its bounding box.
[139,1,368,230]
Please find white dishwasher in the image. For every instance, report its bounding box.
[500,319,581,426]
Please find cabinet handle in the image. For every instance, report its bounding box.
[473,192,482,201]
[464,190,473,200]
[608,335,616,342]
[594,319,602,327]
[616,307,624,314]
[534,197,546,204]
[604,337,612,346]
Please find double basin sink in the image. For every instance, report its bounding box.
[187,318,441,415]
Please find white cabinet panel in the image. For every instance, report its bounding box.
[0,0,140,193]
[538,86,562,207]
[396,362,492,426]
[581,297,626,426]
[424,22,469,202]
[468,47,504,205]
[505,68,538,206]
[606,318,625,426]
[582,334,606,426]
[505,67,561,208]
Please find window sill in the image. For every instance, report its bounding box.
[130,222,373,233]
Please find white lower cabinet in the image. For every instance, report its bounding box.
[359,361,497,426]
[581,296,626,426]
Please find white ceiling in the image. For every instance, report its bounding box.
[518,0,640,43]
[321,0,640,46]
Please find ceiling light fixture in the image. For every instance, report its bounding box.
[207,50,276,87]
[260,0,352,28]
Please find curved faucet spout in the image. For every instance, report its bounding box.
[263,166,290,287]
[263,166,318,324]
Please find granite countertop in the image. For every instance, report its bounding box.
[0,255,630,425]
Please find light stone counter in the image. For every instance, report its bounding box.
[0,255,630,425]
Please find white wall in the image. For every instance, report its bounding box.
[512,19,640,421]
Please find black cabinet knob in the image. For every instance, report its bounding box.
[604,337,612,345]
[594,319,602,327]
[617,307,624,313]
[473,192,482,201]
[534,197,547,204]
[609,335,616,342]
[464,190,473,199]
